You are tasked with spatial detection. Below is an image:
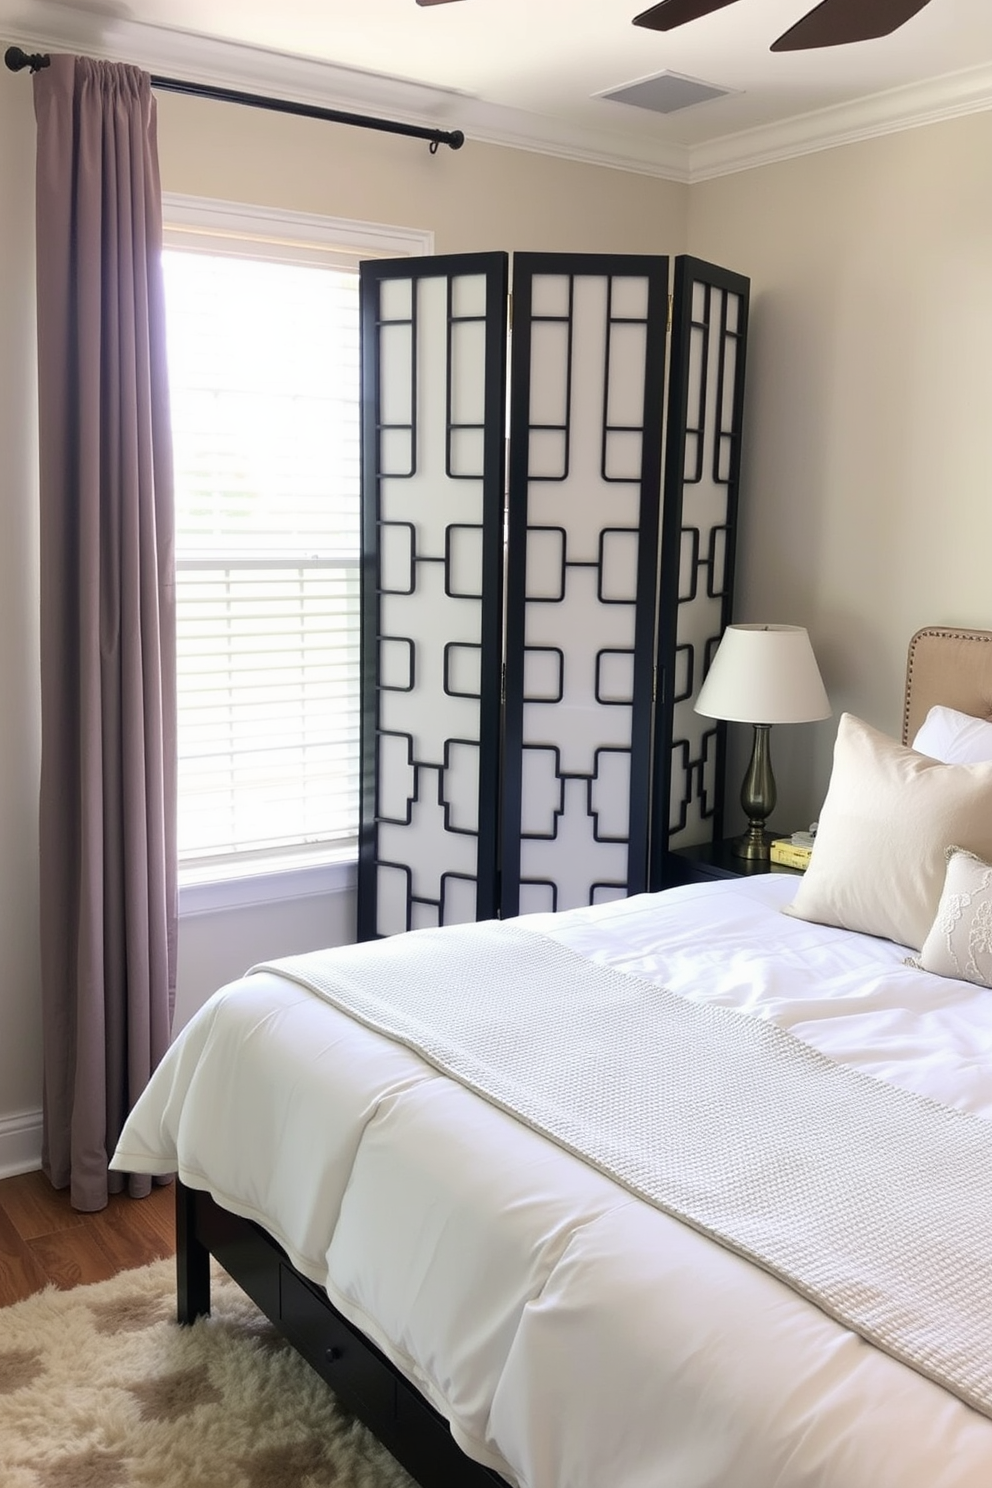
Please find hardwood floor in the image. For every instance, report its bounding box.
[0,1169,176,1307]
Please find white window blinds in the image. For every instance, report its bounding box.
[164,249,361,868]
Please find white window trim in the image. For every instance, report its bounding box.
[162,193,434,264]
[179,854,357,917]
[165,194,432,903]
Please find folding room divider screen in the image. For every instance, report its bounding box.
[358,251,749,940]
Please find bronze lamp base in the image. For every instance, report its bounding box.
[731,722,775,861]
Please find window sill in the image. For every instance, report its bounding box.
[179,853,357,917]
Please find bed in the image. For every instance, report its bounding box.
[112,624,992,1488]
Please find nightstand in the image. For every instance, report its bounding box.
[665,837,805,888]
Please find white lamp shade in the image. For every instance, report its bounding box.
[694,624,831,725]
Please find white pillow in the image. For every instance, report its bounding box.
[912,705,992,765]
[914,847,992,989]
[785,713,992,950]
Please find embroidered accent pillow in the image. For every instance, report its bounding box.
[785,714,992,950]
[916,847,992,988]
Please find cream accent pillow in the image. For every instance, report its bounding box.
[916,847,992,988]
[785,714,992,950]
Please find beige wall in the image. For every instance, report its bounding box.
[155,91,688,256]
[0,76,688,1170]
[688,113,992,829]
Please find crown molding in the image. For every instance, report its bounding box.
[435,98,690,181]
[1,5,692,181]
[688,61,992,182]
[6,6,992,187]
[3,7,472,127]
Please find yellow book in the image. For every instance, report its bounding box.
[770,838,813,870]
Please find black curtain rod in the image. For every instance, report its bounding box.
[4,45,465,152]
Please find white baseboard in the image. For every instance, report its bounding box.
[0,1108,43,1178]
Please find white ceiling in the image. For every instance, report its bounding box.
[5,0,992,179]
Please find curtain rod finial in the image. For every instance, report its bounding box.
[5,45,51,73]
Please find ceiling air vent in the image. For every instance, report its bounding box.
[600,71,732,115]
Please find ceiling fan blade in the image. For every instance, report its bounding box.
[633,0,741,34]
[771,0,931,51]
[415,1,464,7]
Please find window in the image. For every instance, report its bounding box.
[162,197,431,879]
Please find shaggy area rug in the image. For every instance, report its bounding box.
[0,1259,417,1488]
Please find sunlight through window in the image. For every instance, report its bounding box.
[164,250,361,869]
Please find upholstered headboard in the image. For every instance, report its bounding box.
[903,626,992,745]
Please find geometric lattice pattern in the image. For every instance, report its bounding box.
[501,257,670,915]
[359,255,508,939]
[659,262,750,863]
[358,252,750,936]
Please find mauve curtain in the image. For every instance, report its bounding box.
[33,55,177,1211]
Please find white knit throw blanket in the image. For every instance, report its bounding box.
[254,920,992,1419]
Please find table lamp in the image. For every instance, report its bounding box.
[694,624,831,861]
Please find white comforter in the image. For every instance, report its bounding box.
[112,876,992,1488]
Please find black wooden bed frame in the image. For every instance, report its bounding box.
[176,1179,508,1488]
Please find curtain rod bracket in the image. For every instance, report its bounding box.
[5,45,465,151]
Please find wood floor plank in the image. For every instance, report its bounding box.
[0,1170,177,1302]
[92,1187,176,1271]
[127,1182,177,1251]
[0,1169,85,1241]
[0,1203,49,1306]
[27,1224,124,1291]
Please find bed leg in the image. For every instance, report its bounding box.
[175,1178,211,1324]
